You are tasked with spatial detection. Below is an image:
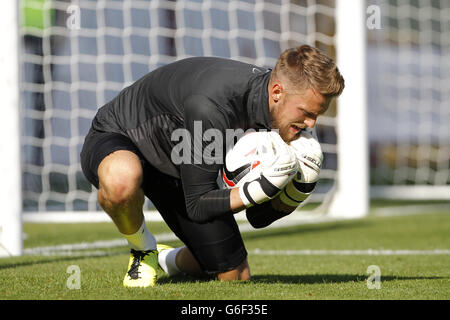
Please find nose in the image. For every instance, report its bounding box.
[304,117,316,128]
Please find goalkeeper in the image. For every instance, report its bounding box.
[80,45,344,287]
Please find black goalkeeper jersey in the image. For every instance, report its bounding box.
[91,57,272,222]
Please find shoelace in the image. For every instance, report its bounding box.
[127,249,153,280]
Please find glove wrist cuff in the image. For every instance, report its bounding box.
[239,177,281,208]
[279,180,315,207]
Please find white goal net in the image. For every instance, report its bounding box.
[366,0,450,199]
[18,0,340,215]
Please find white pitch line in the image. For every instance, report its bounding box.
[25,247,450,257]
[23,216,332,256]
[249,249,450,256]
[22,206,450,257]
[27,250,115,257]
[23,214,346,256]
[23,232,178,256]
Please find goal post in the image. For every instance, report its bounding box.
[326,0,369,218]
[0,0,22,257]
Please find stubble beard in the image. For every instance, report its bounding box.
[270,106,293,143]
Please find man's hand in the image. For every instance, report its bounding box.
[239,132,298,207]
[290,130,322,183]
[277,131,323,208]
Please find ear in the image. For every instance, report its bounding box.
[271,83,283,102]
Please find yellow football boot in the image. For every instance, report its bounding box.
[123,249,158,288]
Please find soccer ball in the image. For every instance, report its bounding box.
[222,131,278,188]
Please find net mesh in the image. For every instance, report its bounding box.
[367,0,450,188]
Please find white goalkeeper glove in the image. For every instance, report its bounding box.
[239,131,298,207]
[279,131,323,207]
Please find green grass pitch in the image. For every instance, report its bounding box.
[0,203,449,300]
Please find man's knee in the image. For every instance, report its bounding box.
[97,150,144,208]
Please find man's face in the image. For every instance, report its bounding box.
[268,83,329,143]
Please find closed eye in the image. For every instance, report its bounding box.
[300,108,316,119]
[297,106,313,117]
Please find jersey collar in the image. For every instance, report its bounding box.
[246,69,272,131]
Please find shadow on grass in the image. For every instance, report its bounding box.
[156,273,448,285]
[2,250,447,286]
[250,274,448,284]
[157,274,213,284]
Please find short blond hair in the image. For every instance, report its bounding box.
[271,45,345,99]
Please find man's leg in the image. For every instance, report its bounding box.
[97,150,145,235]
[80,130,160,287]
[129,153,251,282]
[96,150,160,288]
[177,247,250,280]
[148,208,251,281]
[158,245,250,280]
[93,148,250,282]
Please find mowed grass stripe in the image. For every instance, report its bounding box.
[0,208,447,300]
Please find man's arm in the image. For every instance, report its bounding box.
[179,94,238,223]
[230,188,246,213]
[245,179,316,228]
